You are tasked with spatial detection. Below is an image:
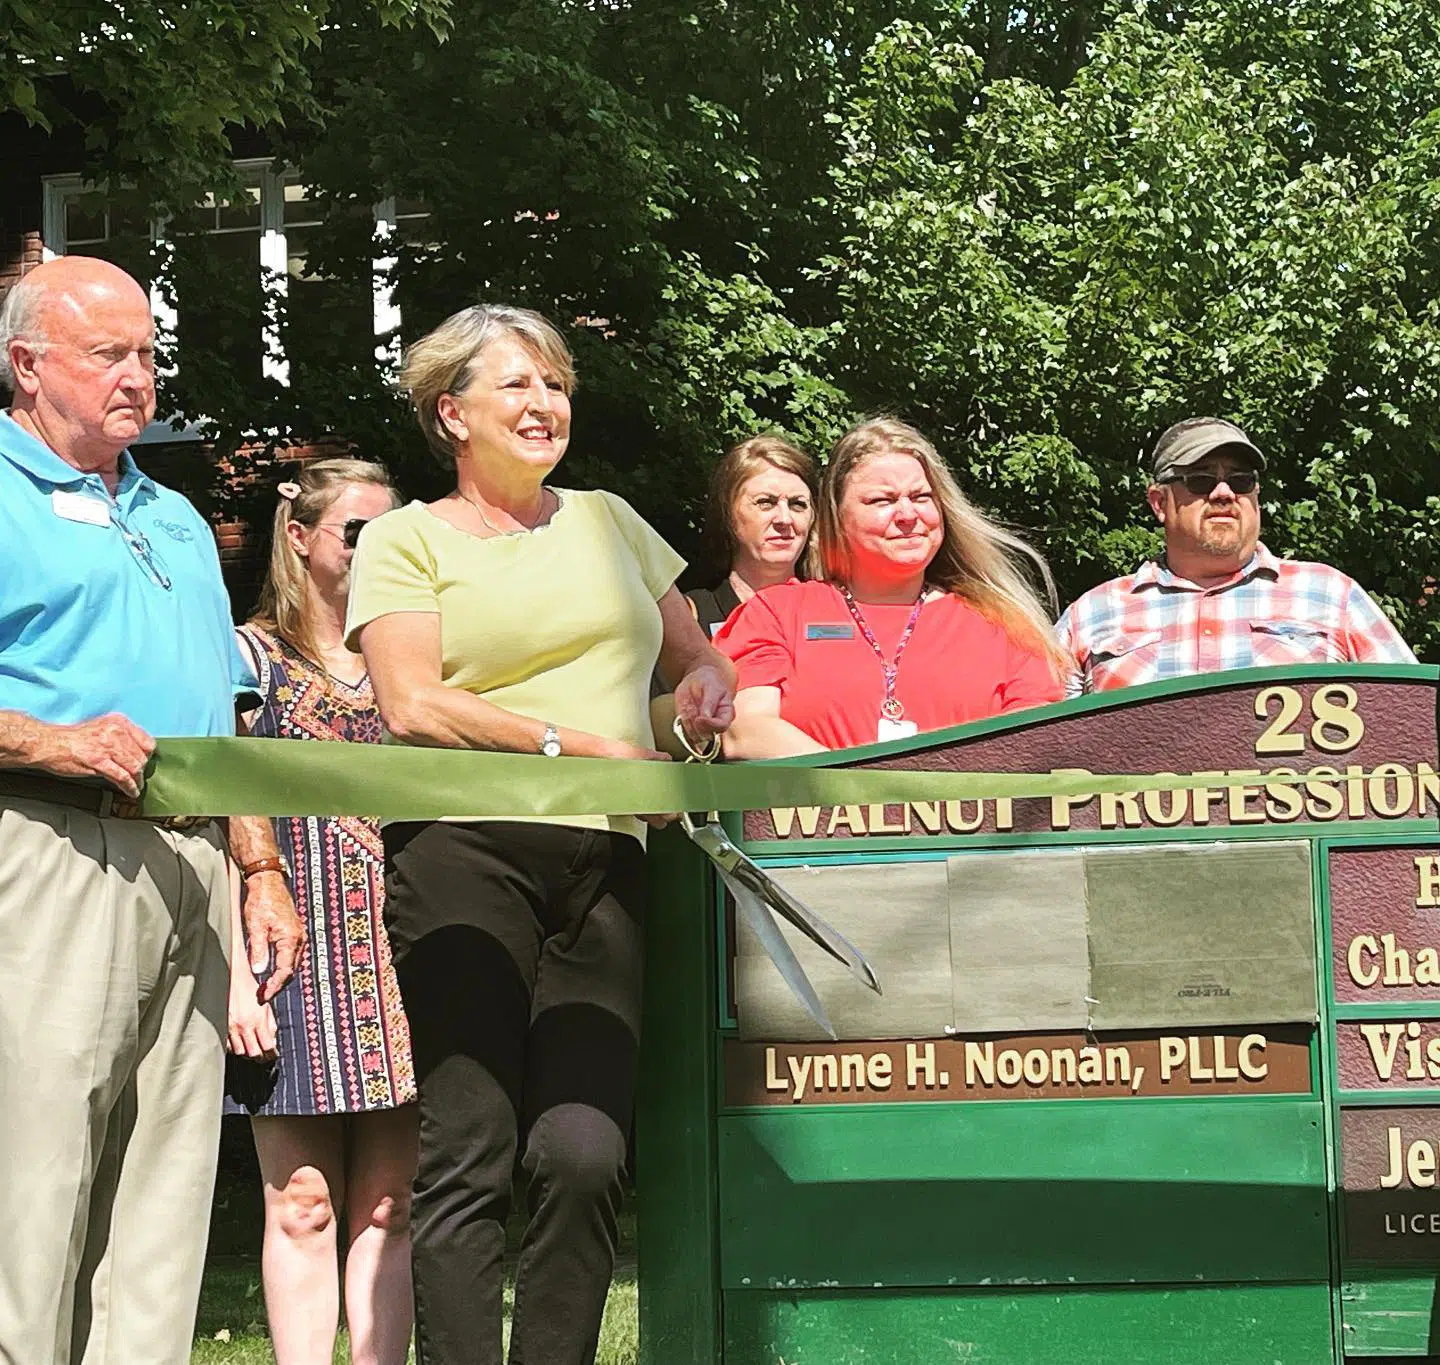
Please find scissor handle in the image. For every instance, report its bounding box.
[672,715,720,763]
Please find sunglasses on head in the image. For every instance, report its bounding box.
[1161,469,1259,496]
[316,517,371,549]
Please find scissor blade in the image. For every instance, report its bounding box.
[723,871,837,1040]
[683,818,884,997]
[725,852,883,996]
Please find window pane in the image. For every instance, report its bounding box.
[89,235,156,292]
[64,195,107,244]
[283,181,320,227]
[217,185,261,232]
[171,201,217,236]
[59,191,153,289]
[170,227,264,390]
[110,201,152,238]
[283,217,375,418]
[284,220,316,279]
[285,183,371,230]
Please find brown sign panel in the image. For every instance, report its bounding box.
[1342,1107,1440,1262]
[723,1027,1313,1107]
[1331,846,1440,1004]
[1337,1019,1440,1090]
[743,674,1438,841]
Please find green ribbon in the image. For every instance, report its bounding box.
[139,736,1325,820]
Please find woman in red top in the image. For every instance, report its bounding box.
[716,417,1070,755]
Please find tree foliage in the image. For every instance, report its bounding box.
[813,2,1440,648]
[0,0,448,206]
[14,0,1440,650]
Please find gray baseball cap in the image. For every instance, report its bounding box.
[1151,417,1266,480]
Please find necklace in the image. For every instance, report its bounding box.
[839,584,928,722]
[458,486,548,536]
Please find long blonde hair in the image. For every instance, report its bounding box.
[809,417,1070,677]
[251,457,398,664]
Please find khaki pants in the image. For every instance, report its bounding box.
[0,799,231,1365]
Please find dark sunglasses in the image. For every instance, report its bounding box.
[317,517,371,549]
[1161,469,1259,496]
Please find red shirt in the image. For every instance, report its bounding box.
[714,580,1064,751]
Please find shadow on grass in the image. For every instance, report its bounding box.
[192,1259,638,1365]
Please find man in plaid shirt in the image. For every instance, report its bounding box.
[1057,416,1416,696]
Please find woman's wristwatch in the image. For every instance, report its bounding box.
[539,723,562,758]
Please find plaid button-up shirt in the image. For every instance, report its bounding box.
[1056,543,1417,697]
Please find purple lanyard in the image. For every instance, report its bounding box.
[839,586,927,721]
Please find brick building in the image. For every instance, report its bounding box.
[1,108,422,612]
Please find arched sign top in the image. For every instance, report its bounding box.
[742,664,1440,846]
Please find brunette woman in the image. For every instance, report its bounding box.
[688,434,816,635]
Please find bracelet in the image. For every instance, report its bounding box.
[240,856,288,880]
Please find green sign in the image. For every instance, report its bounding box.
[636,664,1440,1363]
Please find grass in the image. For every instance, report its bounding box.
[192,1120,638,1364]
[190,1262,638,1364]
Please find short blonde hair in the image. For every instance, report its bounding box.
[251,457,399,663]
[703,434,817,574]
[398,304,577,467]
[810,417,1071,678]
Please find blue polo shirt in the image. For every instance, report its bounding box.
[0,413,254,737]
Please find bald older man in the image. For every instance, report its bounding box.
[0,257,305,1365]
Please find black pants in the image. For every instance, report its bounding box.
[383,820,646,1365]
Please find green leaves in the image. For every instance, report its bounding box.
[12,0,1438,653]
[807,0,1440,651]
[0,0,448,209]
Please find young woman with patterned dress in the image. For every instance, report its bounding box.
[225,458,417,1365]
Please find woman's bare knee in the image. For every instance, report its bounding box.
[356,1185,413,1238]
[269,1165,340,1242]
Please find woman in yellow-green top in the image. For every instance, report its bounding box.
[345,303,735,1365]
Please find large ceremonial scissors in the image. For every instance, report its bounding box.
[672,720,882,1039]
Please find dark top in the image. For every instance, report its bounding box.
[650,578,744,696]
[686,577,743,639]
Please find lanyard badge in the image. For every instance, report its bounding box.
[673,718,883,1038]
[840,586,926,742]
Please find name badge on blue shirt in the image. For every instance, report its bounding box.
[52,489,112,526]
[806,622,855,641]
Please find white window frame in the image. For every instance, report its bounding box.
[41,160,416,441]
